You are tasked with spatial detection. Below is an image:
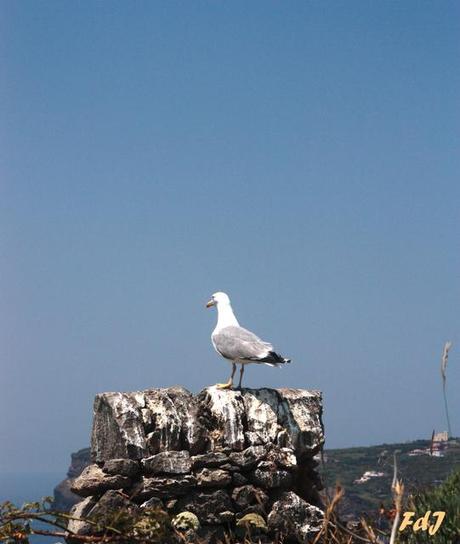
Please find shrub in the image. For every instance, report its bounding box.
[400,468,460,544]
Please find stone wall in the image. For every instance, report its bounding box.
[69,386,325,543]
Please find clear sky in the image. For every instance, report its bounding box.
[1,1,459,474]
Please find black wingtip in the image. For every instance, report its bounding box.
[268,351,291,365]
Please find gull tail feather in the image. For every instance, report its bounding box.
[260,351,291,367]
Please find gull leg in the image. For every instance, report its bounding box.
[215,363,236,389]
[237,364,245,389]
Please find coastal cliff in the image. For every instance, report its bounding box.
[53,447,91,511]
[68,386,325,543]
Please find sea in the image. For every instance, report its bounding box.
[0,472,65,544]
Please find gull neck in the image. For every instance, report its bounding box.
[214,302,240,332]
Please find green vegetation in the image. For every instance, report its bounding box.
[321,438,460,519]
[401,468,460,544]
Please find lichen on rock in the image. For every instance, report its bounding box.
[172,511,200,532]
[236,512,268,532]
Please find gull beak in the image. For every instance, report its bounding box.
[206,299,215,308]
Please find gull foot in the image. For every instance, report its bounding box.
[214,380,233,390]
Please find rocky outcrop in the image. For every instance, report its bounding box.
[53,448,91,511]
[268,492,324,542]
[69,386,325,543]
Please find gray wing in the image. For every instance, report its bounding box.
[212,325,272,361]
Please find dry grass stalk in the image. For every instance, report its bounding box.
[389,479,404,544]
[440,341,453,438]
[391,451,399,491]
[441,342,452,438]
[313,485,377,544]
[440,341,452,384]
[360,518,376,543]
[313,485,344,544]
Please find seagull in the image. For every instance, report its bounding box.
[206,291,291,389]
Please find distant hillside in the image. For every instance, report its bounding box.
[320,437,460,520]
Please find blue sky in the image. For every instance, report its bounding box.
[1,1,459,474]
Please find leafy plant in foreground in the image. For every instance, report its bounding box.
[400,468,460,544]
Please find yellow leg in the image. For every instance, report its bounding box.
[215,363,236,389]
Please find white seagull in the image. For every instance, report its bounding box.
[206,291,291,389]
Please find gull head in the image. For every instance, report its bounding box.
[206,291,231,308]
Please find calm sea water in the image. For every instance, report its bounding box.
[0,472,65,544]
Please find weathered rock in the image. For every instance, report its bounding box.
[229,445,268,470]
[217,463,240,473]
[232,472,249,486]
[267,446,297,470]
[217,511,235,523]
[168,386,209,454]
[242,389,280,445]
[276,428,291,448]
[91,392,148,462]
[132,475,196,500]
[191,452,229,469]
[250,465,293,489]
[142,450,191,475]
[196,468,232,487]
[196,524,227,544]
[277,389,324,457]
[143,387,208,455]
[176,490,234,524]
[198,388,246,451]
[92,489,140,517]
[165,499,178,510]
[242,388,324,458]
[68,491,139,537]
[70,464,131,497]
[267,491,323,543]
[67,496,97,536]
[103,458,140,477]
[92,387,207,462]
[140,496,163,509]
[91,386,323,461]
[231,485,269,513]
